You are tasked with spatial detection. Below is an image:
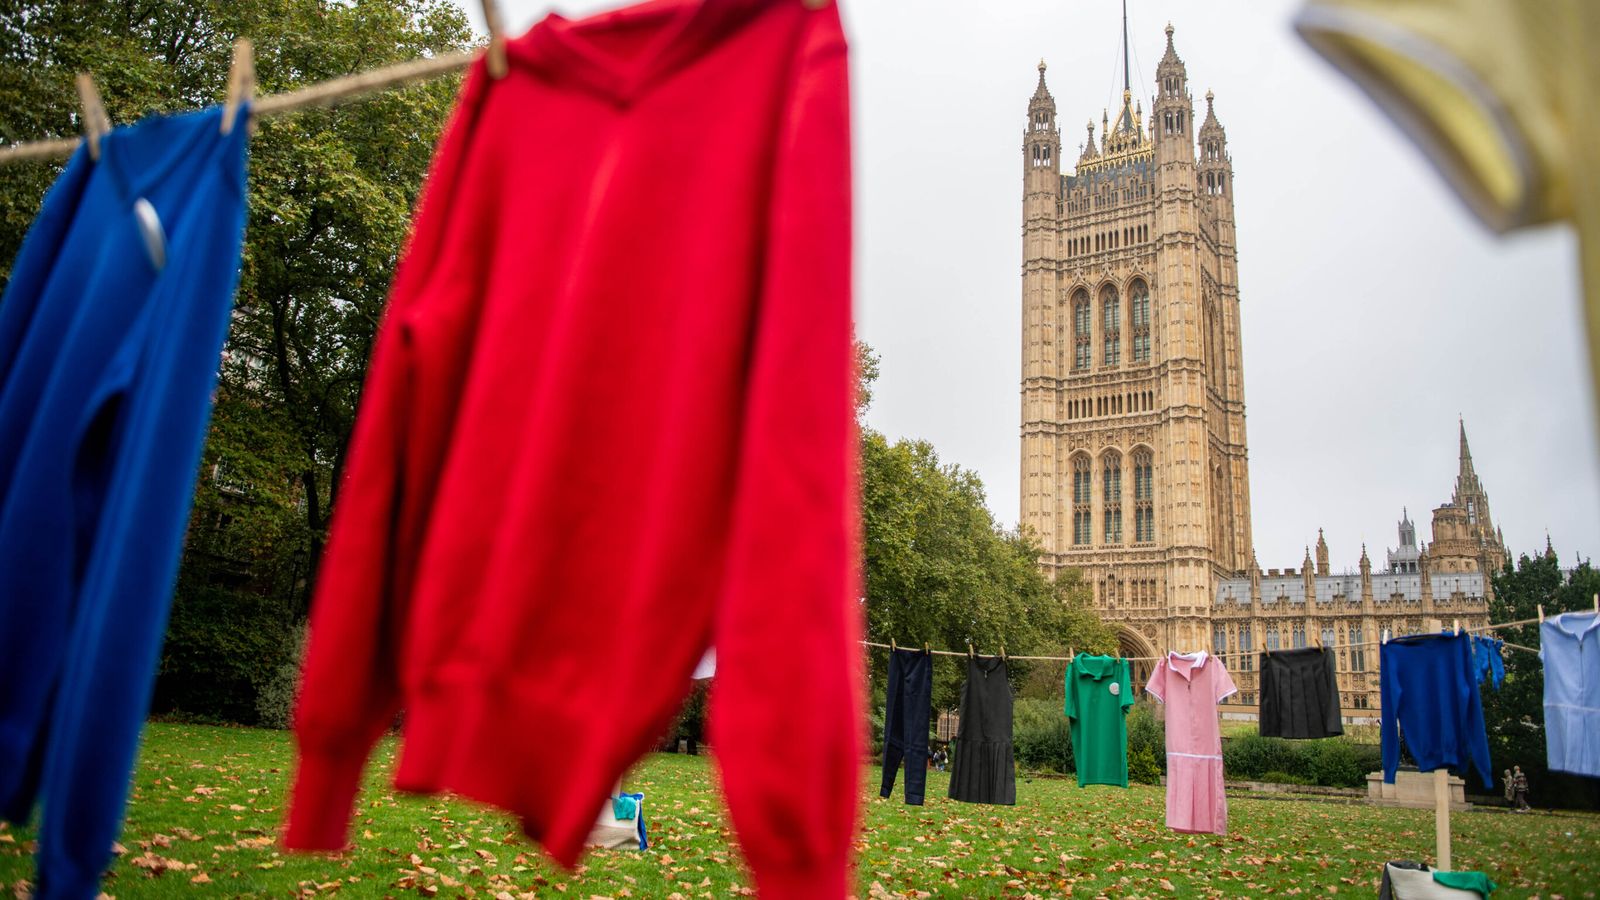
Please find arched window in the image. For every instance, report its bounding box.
[1213,624,1227,655]
[1101,450,1123,544]
[1133,448,1154,543]
[1238,628,1254,671]
[1072,454,1091,545]
[1321,626,1335,648]
[1100,284,1120,367]
[1293,623,1307,649]
[1071,289,1091,370]
[1349,624,1365,671]
[1129,279,1151,363]
[1266,625,1280,652]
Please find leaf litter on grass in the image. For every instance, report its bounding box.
[0,724,1597,897]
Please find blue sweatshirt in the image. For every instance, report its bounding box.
[1379,632,1493,789]
[0,105,248,899]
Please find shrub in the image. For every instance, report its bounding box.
[1259,770,1315,786]
[1302,739,1373,788]
[1128,744,1162,785]
[1125,699,1166,776]
[1012,698,1073,773]
[1223,734,1297,781]
[255,624,307,729]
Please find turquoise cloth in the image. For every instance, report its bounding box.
[1433,870,1497,898]
[612,794,639,820]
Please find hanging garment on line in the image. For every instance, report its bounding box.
[0,106,249,900]
[1063,654,1134,788]
[948,655,1015,805]
[1258,647,1343,739]
[1470,634,1504,690]
[1294,0,1600,425]
[282,2,859,898]
[1379,632,1493,788]
[1540,612,1600,777]
[1146,651,1236,835]
[880,648,931,805]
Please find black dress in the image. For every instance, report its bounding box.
[948,655,1015,805]
[1258,647,1343,739]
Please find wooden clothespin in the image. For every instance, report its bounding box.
[1381,629,1389,645]
[889,638,896,652]
[923,641,930,654]
[1538,604,1545,624]
[1069,647,1076,663]
[1453,618,1460,635]
[74,74,111,161]
[967,642,975,658]
[1593,592,1598,615]
[802,0,830,9]
[221,38,255,135]
[481,0,509,79]
[1000,643,1007,662]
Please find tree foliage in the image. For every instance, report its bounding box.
[0,0,473,722]
[856,343,1115,710]
[1484,548,1600,809]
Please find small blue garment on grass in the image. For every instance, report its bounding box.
[0,104,249,899]
[612,794,639,820]
[615,792,648,850]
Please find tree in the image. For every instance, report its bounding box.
[856,343,1115,710]
[1484,548,1600,809]
[0,0,473,722]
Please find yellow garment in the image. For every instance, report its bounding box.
[1295,0,1600,405]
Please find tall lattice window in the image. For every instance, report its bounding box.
[1293,623,1307,649]
[1101,451,1122,544]
[1100,284,1120,367]
[1266,625,1280,652]
[1350,624,1365,671]
[1130,279,1151,363]
[1238,627,1254,671]
[1133,449,1154,543]
[1072,290,1091,371]
[1213,625,1227,656]
[1072,455,1091,545]
[1321,626,1335,648]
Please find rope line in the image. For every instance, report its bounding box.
[0,49,480,167]
[863,613,1557,664]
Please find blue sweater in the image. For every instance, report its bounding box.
[0,106,248,899]
[1379,632,1493,789]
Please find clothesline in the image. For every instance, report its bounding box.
[0,48,479,167]
[862,614,1554,665]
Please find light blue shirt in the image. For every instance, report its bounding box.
[1541,612,1600,777]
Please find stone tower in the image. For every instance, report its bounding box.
[1019,19,1252,658]
[1450,419,1508,577]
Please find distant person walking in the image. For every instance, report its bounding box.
[1511,765,1531,811]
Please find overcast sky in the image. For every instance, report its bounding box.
[478,0,1599,572]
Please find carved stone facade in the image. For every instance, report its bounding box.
[1021,25,1249,680]
[1213,423,1506,714]
[1019,26,1505,708]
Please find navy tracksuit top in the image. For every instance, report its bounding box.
[0,105,249,899]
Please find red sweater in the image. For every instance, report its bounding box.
[282,1,861,897]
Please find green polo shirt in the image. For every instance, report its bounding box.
[1064,654,1135,787]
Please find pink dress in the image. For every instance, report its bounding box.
[1145,651,1237,835]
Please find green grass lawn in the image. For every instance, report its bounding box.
[2,723,1596,898]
